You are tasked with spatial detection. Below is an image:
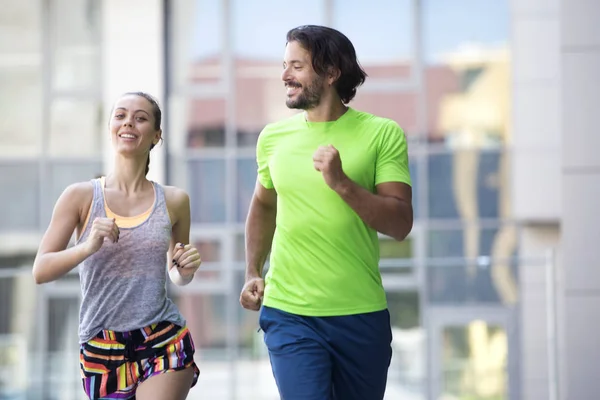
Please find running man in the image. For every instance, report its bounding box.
[240,25,413,400]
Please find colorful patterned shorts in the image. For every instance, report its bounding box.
[79,321,199,399]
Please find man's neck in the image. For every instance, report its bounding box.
[305,101,348,123]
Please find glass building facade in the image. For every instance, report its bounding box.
[0,1,558,399]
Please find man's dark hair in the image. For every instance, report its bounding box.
[286,25,367,104]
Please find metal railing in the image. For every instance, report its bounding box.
[0,249,560,400]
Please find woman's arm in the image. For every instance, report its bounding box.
[165,186,196,285]
[32,182,97,284]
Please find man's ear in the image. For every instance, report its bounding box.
[328,67,341,86]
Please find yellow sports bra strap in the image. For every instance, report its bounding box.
[101,176,153,228]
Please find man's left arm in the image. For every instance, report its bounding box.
[334,180,413,241]
[313,123,413,241]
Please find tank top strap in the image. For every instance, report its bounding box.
[152,182,165,208]
[90,178,106,219]
[76,178,106,245]
[151,181,171,223]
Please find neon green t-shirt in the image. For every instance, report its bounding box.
[256,107,411,316]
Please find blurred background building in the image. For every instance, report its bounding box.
[0,0,597,399]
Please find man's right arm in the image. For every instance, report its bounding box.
[244,180,277,279]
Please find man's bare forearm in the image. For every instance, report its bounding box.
[334,179,413,241]
[245,199,277,279]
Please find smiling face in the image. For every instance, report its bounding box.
[281,40,327,110]
[109,94,161,156]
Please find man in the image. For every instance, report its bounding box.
[240,25,413,400]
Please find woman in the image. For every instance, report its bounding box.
[33,92,201,400]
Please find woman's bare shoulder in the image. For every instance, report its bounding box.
[162,185,190,208]
[56,180,95,215]
[162,185,190,224]
[62,180,94,200]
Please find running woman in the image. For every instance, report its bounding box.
[33,92,201,400]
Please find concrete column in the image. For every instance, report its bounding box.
[510,0,561,398]
[560,0,600,398]
[101,0,166,184]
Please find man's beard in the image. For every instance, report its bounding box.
[285,76,324,110]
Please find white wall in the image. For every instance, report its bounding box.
[510,0,561,222]
[510,0,562,398]
[560,0,600,398]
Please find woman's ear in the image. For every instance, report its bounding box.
[153,129,162,146]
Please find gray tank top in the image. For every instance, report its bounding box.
[76,178,185,343]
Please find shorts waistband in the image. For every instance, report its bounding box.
[95,321,177,344]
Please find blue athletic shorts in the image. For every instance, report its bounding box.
[259,305,393,400]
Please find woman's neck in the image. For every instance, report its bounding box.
[107,156,149,194]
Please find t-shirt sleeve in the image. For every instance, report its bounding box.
[256,127,274,189]
[375,121,412,186]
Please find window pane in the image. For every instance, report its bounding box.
[428,149,509,220]
[47,298,80,352]
[50,0,101,91]
[386,290,425,397]
[234,233,245,263]
[46,296,82,396]
[332,0,414,79]
[427,225,519,259]
[424,0,510,143]
[192,238,221,262]
[423,0,509,66]
[42,160,102,226]
[169,96,227,149]
[0,72,42,157]
[190,98,226,147]
[427,262,519,305]
[427,224,519,305]
[346,66,460,140]
[380,236,413,259]
[441,323,508,399]
[189,239,222,282]
[408,157,419,219]
[47,161,102,199]
[174,294,228,354]
[0,0,41,54]
[187,158,226,223]
[170,0,223,88]
[236,158,257,223]
[0,1,42,157]
[425,66,461,139]
[232,0,324,60]
[0,271,41,395]
[233,270,279,399]
[0,161,39,231]
[379,236,414,276]
[232,0,325,147]
[49,99,103,157]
